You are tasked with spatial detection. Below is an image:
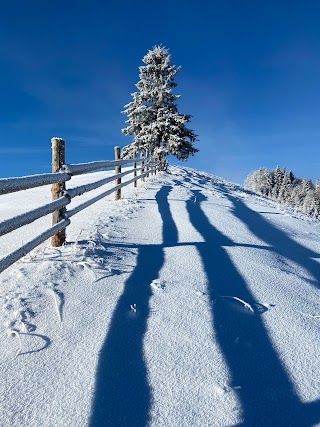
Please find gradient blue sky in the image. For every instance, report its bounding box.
[1,0,320,184]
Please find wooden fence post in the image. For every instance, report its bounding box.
[133,151,137,188]
[115,146,121,200]
[51,137,66,247]
[140,152,145,182]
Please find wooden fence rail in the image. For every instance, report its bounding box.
[0,172,71,195]
[0,138,160,274]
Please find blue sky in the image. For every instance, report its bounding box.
[1,0,320,184]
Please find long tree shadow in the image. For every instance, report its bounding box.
[224,193,320,290]
[89,186,177,427]
[187,190,319,426]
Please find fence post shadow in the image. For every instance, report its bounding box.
[89,185,177,427]
[186,190,319,426]
[224,193,320,290]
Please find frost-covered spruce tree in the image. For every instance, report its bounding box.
[121,45,198,162]
[245,168,272,195]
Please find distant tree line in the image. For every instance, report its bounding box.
[245,166,320,219]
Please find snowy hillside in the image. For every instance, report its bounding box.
[0,166,319,427]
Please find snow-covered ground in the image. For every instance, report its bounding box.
[0,166,319,427]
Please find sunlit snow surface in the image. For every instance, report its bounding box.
[0,166,319,427]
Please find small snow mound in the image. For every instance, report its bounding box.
[150,279,166,291]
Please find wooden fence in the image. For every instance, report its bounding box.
[0,138,160,274]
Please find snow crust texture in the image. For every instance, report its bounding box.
[0,166,319,426]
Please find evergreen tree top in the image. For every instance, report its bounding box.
[142,45,171,64]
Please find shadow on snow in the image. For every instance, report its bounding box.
[89,181,319,426]
[224,193,320,290]
[186,190,320,427]
[89,186,178,427]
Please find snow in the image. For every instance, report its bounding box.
[0,196,70,237]
[0,166,319,426]
[0,171,70,195]
[63,157,139,176]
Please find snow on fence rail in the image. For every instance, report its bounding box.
[0,138,160,274]
[0,172,71,195]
